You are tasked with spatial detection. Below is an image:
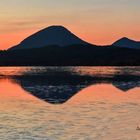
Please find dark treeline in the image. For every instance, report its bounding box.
[0,44,140,66]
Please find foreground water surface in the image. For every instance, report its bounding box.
[0,66,140,140]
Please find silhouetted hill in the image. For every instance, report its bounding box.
[0,26,140,66]
[113,37,140,49]
[10,25,89,50]
[0,44,140,66]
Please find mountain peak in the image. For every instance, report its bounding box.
[10,25,89,50]
[42,25,69,32]
[46,25,67,29]
[120,37,131,41]
[113,37,140,49]
[114,37,140,43]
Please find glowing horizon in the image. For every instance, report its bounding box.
[0,0,140,50]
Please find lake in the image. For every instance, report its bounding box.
[0,66,140,140]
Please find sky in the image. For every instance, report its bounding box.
[0,0,140,50]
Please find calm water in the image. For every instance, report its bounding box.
[0,67,140,140]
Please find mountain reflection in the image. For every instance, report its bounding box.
[13,76,92,104]
[0,66,140,104]
[13,75,140,104]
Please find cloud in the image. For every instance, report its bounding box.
[0,13,80,34]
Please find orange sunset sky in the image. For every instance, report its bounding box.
[0,0,140,50]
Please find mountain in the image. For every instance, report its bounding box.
[113,37,140,49]
[10,25,89,50]
[1,44,140,66]
[0,26,140,66]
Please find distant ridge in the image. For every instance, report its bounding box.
[0,25,139,66]
[10,25,90,50]
[113,37,140,49]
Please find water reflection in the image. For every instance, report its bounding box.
[0,79,40,111]
[14,77,86,104]
[0,66,140,104]
[67,84,140,104]
[12,76,140,104]
[0,67,140,139]
[0,78,139,139]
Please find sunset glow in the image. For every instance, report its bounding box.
[67,84,140,104]
[0,0,140,49]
